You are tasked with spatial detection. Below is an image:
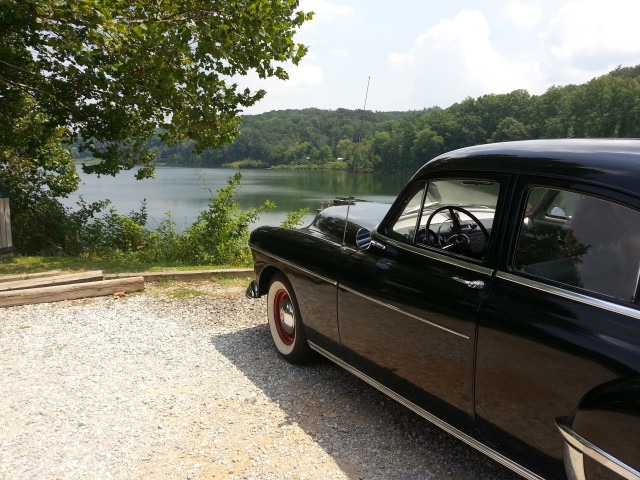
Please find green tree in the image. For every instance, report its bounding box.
[315,145,333,164]
[0,94,79,202]
[0,92,86,254]
[568,74,640,138]
[336,138,356,165]
[490,117,528,142]
[284,141,312,164]
[0,0,312,179]
[528,86,573,138]
[411,128,444,167]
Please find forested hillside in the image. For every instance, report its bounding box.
[151,65,640,174]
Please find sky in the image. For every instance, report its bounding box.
[238,0,640,114]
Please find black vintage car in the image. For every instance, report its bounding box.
[246,139,640,480]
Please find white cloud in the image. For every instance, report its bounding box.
[241,63,323,93]
[547,0,640,67]
[235,55,325,114]
[329,48,350,59]
[299,0,353,26]
[286,62,324,87]
[503,1,542,29]
[239,1,640,114]
[387,10,545,108]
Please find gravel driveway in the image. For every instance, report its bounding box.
[0,281,521,480]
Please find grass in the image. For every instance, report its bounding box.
[212,275,252,287]
[0,255,250,276]
[172,288,207,299]
[160,285,209,299]
[148,276,252,299]
[0,255,254,303]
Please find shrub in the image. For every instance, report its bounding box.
[221,159,269,169]
[80,201,150,253]
[9,172,276,267]
[179,172,275,265]
[281,208,310,229]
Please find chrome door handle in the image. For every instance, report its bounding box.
[452,276,485,290]
[371,239,386,250]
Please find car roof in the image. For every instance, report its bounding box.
[415,139,640,196]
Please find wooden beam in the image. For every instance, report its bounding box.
[0,270,64,283]
[0,277,145,308]
[106,268,253,282]
[0,271,104,292]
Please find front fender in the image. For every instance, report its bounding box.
[557,378,640,480]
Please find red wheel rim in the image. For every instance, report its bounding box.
[273,288,295,345]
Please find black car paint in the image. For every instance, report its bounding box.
[248,139,640,480]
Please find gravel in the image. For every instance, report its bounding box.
[0,281,521,480]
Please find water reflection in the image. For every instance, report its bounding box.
[63,166,408,231]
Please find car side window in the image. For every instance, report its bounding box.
[390,184,426,241]
[390,178,500,261]
[514,187,640,302]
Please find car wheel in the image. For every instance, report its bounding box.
[267,273,313,364]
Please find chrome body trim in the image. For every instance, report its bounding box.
[309,341,544,480]
[563,442,586,480]
[497,272,640,320]
[451,276,485,290]
[340,285,469,340]
[384,237,494,276]
[249,244,338,287]
[557,419,640,480]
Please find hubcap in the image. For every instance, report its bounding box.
[274,289,295,344]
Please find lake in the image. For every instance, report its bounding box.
[63,167,410,231]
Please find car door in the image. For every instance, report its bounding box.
[337,173,509,431]
[475,177,640,480]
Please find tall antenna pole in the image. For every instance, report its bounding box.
[341,76,371,249]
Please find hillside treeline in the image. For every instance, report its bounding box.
[152,65,640,174]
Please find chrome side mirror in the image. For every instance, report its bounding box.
[356,228,372,250]
[356,228,386,251]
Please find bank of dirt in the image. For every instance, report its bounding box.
[0,281,519,479]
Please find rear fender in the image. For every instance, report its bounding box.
[557,378,640,480]
[256,265,281,297]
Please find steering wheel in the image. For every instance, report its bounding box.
[425,206,490,254]
[416,227,439,245]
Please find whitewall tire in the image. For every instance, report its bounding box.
[267,273,313,363]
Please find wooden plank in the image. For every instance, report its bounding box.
[106,268,253,282]
[0,270,63,284]
[0,277,145,308]
[0,271,104,292]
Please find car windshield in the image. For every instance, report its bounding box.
[427,180,499,208]
[400,180,498,216]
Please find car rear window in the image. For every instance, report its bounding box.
[514,187,640,302]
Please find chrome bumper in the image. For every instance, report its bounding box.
[245,280,260,299]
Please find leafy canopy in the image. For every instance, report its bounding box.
[0,0,312,179]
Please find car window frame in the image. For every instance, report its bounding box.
[507,177,640,306]
[380,172,511,267]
